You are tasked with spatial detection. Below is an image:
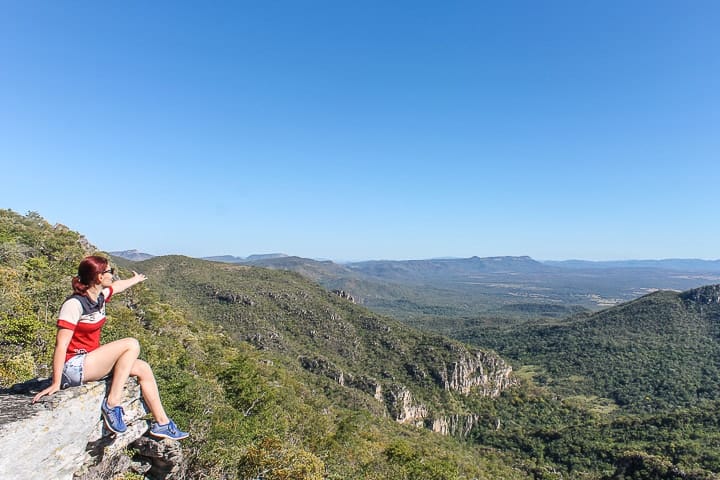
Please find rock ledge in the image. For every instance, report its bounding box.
[0,378,184,479]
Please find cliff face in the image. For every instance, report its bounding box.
[433,350,516,397]
[300,346,517,435]
[385,348,516,434]
[431,414,482,437]
[0,378,184,480]
[385,386,429,427]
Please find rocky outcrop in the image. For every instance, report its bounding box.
[432,350,516,397]
[0,378,184,479]
[209,289,255,306]
[331,289,356,303]
[682,284,720,305]
[299,347,516,435]
[299,355,385,401]
[346,374,384,401]
[299,355,345,385]
[298,356,427,423]
[385,386,429,427]
[430,414,482,437]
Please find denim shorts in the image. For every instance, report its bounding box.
[61,354,86,389]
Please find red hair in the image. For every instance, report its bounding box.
[72,255,108,296]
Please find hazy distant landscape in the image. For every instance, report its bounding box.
[114,249,720,319]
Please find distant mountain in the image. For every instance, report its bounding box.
[202,253,289,263]
[203,255,246,263]
[109,249,154,261]
[246,253,288,261]
[239,255,353,283]
[346,255,552,282]
[545,258,720,272]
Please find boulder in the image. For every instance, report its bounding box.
[0,377,184,479]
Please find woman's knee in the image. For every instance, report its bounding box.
[122,337,141,354]
[132,359,153,378]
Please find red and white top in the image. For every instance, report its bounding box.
[57,287,113,362]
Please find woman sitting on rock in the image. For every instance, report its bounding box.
[32,255,188,440]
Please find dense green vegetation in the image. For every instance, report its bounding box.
[130,254,521,421]
[4,209,720,479]
[0,210,529,479]
[451,286,720,478]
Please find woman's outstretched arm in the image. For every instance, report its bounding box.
[111,271,147,295]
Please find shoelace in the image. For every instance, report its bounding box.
[104,403,123,417]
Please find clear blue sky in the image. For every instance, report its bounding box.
[2,1,718,261]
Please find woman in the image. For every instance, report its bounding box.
[32,255,188,440]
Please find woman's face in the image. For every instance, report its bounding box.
[99,266,114,287]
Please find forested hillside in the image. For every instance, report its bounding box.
[460,287,720,411]
[459,285,720,478]
[130,254,517,425]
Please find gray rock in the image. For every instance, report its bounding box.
[0,377,185,479]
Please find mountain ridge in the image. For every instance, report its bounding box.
[108,249,155,261]
[545,258,720,272]
[111,248,720,269]
[204,253,720,315]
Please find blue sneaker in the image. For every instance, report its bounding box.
[101,398,127,434]
[150,419,189,440]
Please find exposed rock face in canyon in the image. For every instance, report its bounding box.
[299,346,516,434]
[430,414,483,437]
[433,350,517,397]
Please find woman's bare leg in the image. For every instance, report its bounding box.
[131,359,169,425]
[83,338,140,407]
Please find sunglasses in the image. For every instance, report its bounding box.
[102,268,115,275]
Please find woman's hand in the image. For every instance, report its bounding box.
[32,383,61,403]
[131,271,147,283]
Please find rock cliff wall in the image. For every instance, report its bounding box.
[300,346,517,435]
[385,386,429,427]
[430,414,482,437]
[433,350,516,397]
[0,378,184,480]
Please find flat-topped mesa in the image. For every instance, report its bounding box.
[0,378,185,480]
